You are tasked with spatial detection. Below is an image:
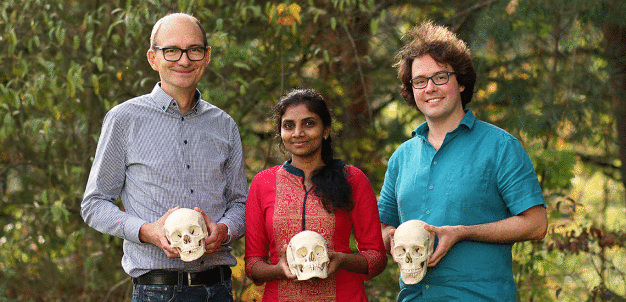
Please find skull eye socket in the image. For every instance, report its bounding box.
[170,231,182,241]
[394,246,406,257]
[188,225,201,235]
[414,247,424,257]
[296,247,308,258]
[314,245,325,256]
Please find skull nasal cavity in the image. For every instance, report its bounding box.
[184,235,191,244]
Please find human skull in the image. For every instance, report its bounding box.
[286,230,330,280]
[163,208,208,262]
[392,220,435,284]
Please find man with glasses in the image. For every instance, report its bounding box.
[81,13,247,301]
[378,22,548,301]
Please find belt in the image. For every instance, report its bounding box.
[132,266,231,287]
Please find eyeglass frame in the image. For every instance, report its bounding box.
[410,71,456,89]
[152,45,210,62]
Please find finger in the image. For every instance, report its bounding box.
[160,206,180,221]
[280,244,289,256]
[194,206,212,225]
[205,241,221,253]
[168,206,180,213]
[196,208,218,241]
[428,246,445,267]
[280,249,297,279]
[424,223,437,233]
[206,222,219,242]
[160,236,179,257]
[199,211,218,237]
[326,252,341,276]
[282,263,297,279]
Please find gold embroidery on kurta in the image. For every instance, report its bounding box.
[274,166,336,301]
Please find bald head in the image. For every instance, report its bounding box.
[149,13,207,49]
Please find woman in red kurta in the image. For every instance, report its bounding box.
[244,89,386,301]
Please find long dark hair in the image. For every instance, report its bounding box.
[273,89,353,213]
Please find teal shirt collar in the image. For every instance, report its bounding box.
[412,109,477,138]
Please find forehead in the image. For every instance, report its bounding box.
[411,55,452,76]
[282,104,319,120]
[155,16,204,46]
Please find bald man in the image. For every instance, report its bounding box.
[82,13,247,301]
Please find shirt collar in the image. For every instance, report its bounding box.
[412,109,476,138]
[282,159,346,177]
[283,160,305,177]
[150,83,202,114]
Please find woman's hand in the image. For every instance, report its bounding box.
[278,244,298,280]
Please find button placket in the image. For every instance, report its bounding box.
[180,114,194,196]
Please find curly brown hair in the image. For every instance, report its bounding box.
[394,21,476,109]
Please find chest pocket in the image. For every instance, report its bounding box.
[444,159,494,209]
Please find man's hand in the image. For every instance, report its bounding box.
[424,224,464,267]
[195,207,227,255]
[139,206,180,258]
[381,223,397,255]
[424,205,548,267]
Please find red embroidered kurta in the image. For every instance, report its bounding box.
[245,162,386,301]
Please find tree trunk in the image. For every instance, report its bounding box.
[603,23,626,204]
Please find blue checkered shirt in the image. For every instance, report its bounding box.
[81,83,248,277]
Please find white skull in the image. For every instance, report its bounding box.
[163,208,208,262]
[286,230,330,280]
[393,220,435,284]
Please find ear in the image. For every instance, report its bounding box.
[147,49,158,71]
[459,84,465,93]
[323,127,330,140]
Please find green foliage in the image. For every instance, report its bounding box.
[1,0,624,301]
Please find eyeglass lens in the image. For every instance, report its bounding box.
[161,47,206,61]
[411,72,452,89]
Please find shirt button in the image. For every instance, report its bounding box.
[426,210,430,215]
[425,285,430,289]
[187,165,190,169]
[429,185,433,190]
[184,140,188,144]
[433,161,438,165]
[181,117,185,121]
[190,189,194,194]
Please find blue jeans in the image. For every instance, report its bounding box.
[131,279,233,302]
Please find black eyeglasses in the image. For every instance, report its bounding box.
[410,71,456,89]
[153,46,208,62]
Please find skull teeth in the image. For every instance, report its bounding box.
[295,263,329,273]
[179,244,202,255]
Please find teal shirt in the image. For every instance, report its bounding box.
[378,110,545,302]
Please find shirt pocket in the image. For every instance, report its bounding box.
[445,165,493,210]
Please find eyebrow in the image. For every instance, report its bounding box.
[159,43,206,48]
[413,70,451,78]
[282,116,317,123]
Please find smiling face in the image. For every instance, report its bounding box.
[147,15,210,96]
[411,55,465,126]
[280,103,330,166]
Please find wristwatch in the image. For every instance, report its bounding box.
[224,226,232,245]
